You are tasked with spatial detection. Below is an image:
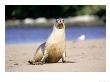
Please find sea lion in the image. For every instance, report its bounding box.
[28,18,66,65]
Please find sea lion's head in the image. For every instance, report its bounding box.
[55,18,65,29]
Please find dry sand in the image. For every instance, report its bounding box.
[5,39,106,72]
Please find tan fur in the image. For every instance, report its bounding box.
[45,43,65,63]
[28,18,66,64]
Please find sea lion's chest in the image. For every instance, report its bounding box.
[45,28,66,63]
[45,43,65,63]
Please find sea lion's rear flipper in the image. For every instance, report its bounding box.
[28,60,36,65]
[28,60,44,65]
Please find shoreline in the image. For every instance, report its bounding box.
[5,38,105,45]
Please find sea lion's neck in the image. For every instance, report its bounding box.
[47,25,65,43]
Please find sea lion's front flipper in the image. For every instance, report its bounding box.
[40,50,48,63]
[62,50,66,63]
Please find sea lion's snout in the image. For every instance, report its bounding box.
[55,18,65,29]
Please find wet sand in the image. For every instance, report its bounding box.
[5,39,106,72]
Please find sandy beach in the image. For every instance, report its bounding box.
[5,39,106,72]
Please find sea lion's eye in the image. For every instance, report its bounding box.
[62,19,64,23]
[56,19,59,23]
